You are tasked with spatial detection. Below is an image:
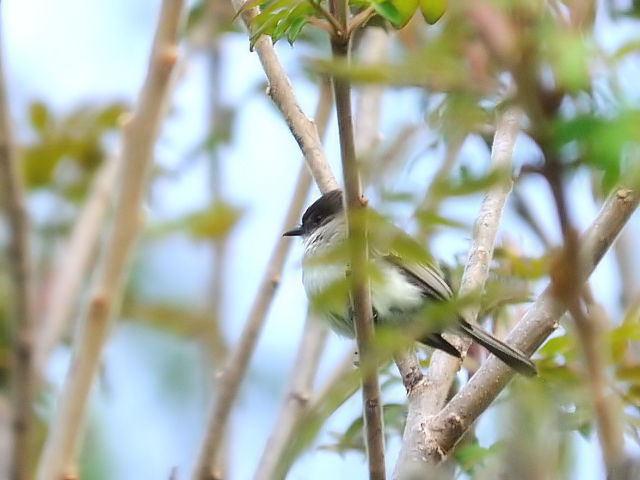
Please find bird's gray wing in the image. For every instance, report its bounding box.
[383,252,453,301]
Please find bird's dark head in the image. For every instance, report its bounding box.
[283,189,344,237]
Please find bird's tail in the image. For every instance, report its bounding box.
[458,319,537,377]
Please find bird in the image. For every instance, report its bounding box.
[284,189,537,376]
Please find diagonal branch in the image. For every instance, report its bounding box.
[393,106,522,479]
[232,0,339,193]
[36,1,184,477]
[35,155,123,379]
[254,313,328,480]
[0,21,36,480]
[422,187,639,465]
[191,79,334,480]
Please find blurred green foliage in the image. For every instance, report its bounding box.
[21,102,127,195]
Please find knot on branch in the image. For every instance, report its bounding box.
[289,390,310,405]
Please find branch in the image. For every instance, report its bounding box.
[35,155,123,378]
[232,0,339,193]
[36,1,184,477]
[570,289,624,472]
[330,9,386,479]
[393,106,521,479]
[422,187,639,464]
[191,79,334,479]
[254,313,328,479]
[0,26,36,480]
[268,352,361,478]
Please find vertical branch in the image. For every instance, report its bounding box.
[191,79,334,480]
[393,107,521,479]
[36,1,184,478]
[0,23,36,480]
[330,7,385,478]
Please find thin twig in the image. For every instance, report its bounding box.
[191,79,334,479]
[347,6,376,39]
[569,291,624,472]
[35,155,123,378]
[309,0,342,37]
[36,2,184,477]
[254,313,328,479]
[329,3,386,477]
[270,352,361,478]
[393,106,521,479]
[0,24,36,480]
[421,187,639,465]
[232,0,339,193]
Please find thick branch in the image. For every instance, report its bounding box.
[0,26,36,480]
[36,2,183,477]
[191,80,333,480]
[422,187,639,464]
[393,107,521,479]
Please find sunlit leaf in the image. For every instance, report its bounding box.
[372,0,418,28]
[29,101,51,134]
[287,16,308,44]
[151,202,244,241]
[538,334,577,361]
[419,0,445,24]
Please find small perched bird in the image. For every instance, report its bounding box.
[284,190,536,376]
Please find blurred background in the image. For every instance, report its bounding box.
[2,0,640,479]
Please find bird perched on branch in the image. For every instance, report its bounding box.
[284,189,536,377]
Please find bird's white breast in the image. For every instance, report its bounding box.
[301,216,426,335]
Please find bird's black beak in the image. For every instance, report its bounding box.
[283,226,303,237]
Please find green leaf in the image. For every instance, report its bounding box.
[151,202,244,241]
[29,102,50,134]
[415,210,468,231]
[554,111,640,192]
[372,0,418,28]
[547,30,590,92]
[539,334,574,357]
[20,144,65,187]
[287,17,308,44]
[616,365,640,382]
[186,2,205,31]
[419,0,445,24]
[455,442,501,473]
[610,321,640,342]
[271,0,312,43]
[95,103,128,129]
[431,167,508,197]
